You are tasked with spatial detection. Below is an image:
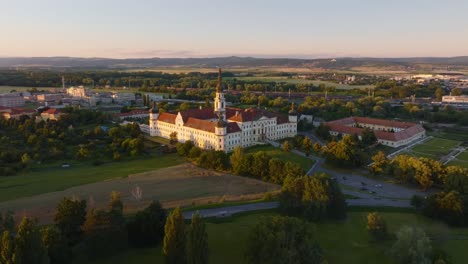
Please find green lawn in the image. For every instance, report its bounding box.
[88,210,468,264]
[0,154,184,202]
[404,137,461,160]
[244,145,315,171]
[447,150,468,168]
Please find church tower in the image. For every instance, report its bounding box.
[214,68,226,121]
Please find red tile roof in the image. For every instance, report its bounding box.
[157,112,177,124]
[184,118,215,133]
[180,108,217,122]
[116,110,149,118]
[326,116,425,142]
[43,108,60,114]
[226,107,288,124]
[227,122,241,133]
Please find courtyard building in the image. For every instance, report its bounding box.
[326,116,425,148]
[148,69,297,152]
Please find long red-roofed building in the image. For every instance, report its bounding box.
[148,69,298,152]
[326,116,425,147]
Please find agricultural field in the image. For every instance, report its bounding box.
[0,85,58,93]
[244,145,315,171]
[226,76,375,90]
[447,150,468,168]
[402,137,461,160]
[85,210,468,264]
[0,154,184,203]
[0,163,279,224]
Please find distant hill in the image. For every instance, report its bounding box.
[0,56,467,70]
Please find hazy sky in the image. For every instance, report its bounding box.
[1,0,467,58]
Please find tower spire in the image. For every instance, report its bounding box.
[216,68,222,93]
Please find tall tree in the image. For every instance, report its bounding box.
[361,128,377,147]
[187,212,209,264]
[54,197,87,245]
[390,226,432,264]
[127,201,167,248]
[14,217,49,264]
[0,231,14,264]
[303,136,313,155]
[229,147,249,175]
[41,227,71,264]
[163,207,186,264]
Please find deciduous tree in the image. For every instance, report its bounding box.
[163,207,186,264]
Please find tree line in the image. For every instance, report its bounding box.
[0,193,209,264]
[371,152,468,226]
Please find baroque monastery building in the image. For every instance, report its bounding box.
[149,69,298,152]
[326,116,425,148]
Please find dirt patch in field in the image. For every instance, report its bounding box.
[0,164,279,224]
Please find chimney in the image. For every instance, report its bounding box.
[235,110,239,116]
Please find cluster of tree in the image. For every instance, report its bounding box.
[245,216,324,264]
[317,134,371,167]
[281,135,315,156]
[279,173,347,221]
[176,142,305,185]
[370,152,468,191]
[366,212,451,263]
[176,141,229,171]
[298,94,468,125]
[229,147,304,184]
[371,152,468,226]
[0,108,147,175]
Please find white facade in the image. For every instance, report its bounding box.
[147,69,297,152]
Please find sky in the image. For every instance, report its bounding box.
[0,0,467,58]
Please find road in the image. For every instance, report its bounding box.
[274,136,429,208]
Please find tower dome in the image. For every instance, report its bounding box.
[288,102,298,116]
[149,101,159,113]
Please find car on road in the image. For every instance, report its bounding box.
[374,184,383,188]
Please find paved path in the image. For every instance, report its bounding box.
[183,202,279,219]
[442,146,466,165]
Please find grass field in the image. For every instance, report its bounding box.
[0,163,279,224]
[244,145,315,171]
[447,150,468,168]
[0,86,59,93]
[403,137,461,160]
[225,76,375,90]
[0,154,184,203]
[85,210,468,264]
[428,130,468,143]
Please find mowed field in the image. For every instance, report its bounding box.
[243,145,315,171]
[0,163,279,224]
[402,137,461,160]
[448,150,468,168]
[85,210,468,264]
